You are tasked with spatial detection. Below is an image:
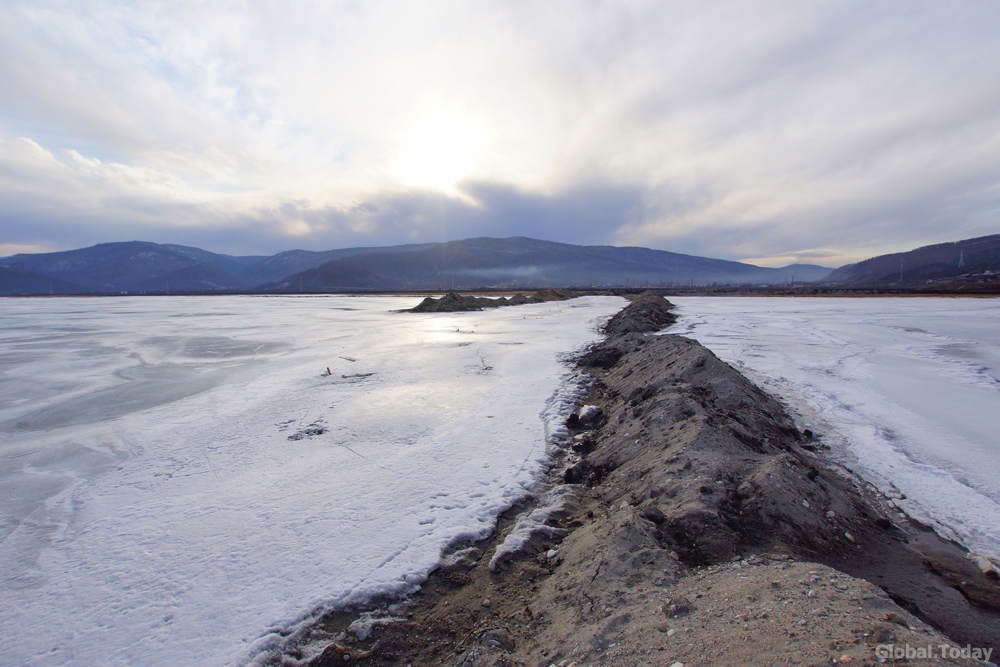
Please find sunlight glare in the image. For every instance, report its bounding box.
[396,115,484,194]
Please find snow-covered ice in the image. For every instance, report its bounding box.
[668,296,1000,563]
[8,293,999,665]
[0,295,623,667]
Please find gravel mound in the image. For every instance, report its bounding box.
[409,288,576,312]
[602,290,677,336]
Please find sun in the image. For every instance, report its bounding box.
[396,115,484,194]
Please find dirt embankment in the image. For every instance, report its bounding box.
[409,288,576,312]
[277,293,999,667]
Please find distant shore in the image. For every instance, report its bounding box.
[5,280,1000,299]
[264,295,1000,667]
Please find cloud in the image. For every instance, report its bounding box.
[0,1,998,264]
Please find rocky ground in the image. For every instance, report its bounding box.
[268,293,1000,667]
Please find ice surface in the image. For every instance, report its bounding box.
[0,295,623,667]
[668,297,1000,562]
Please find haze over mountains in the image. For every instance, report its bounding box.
[268,237,815,292]
[0,237,819,295]
[0,233,996,296]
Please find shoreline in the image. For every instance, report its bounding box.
[265,295,1000,667]
[5,285,1000,300]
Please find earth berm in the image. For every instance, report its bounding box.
[271,293,999,667]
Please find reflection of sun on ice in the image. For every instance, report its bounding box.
[397,115,484,196]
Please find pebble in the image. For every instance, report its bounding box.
[807,589,817,598]
[976,556,997,577]
[669,663,685,667]
[546,549,558,559]
[884,612,909,628]
[844,531,855,544]
[482,598,491,607]
[667,628,676,637]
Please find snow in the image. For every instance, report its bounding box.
[668,296,1000,563]
[488,485,575,571]
[0,295,623,667]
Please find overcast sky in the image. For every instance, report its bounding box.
[2,1,998,266]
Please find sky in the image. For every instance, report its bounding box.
[1,1,999,267]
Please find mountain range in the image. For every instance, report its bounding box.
[267,237,816,291]
[826,234,1000,285]
[0,241,436,295]
[3,232,995,296]
[0,237,821,295]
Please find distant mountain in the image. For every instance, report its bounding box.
[0,241,248,293]
[269,237,796,291]
[132,263,254,293]
[0,236,835,296]
[161,244,267,274]
[826,234,1000,285]
[0,240,441,294]
[777,264,832,283]
[0,266,85,295]
[240,242,436,285]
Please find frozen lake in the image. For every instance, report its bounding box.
[5,294,999,666]
[668,296,1000,564]
[0,295,623,667]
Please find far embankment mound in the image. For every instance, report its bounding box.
[408,288,576,312]
[600,289,678,336]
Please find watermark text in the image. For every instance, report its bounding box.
[874,643,993,661]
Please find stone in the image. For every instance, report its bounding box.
[664,596,693,617]
[479,628,515,652]
[642,507,665,524]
